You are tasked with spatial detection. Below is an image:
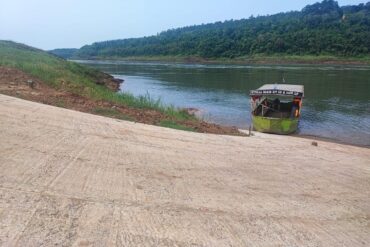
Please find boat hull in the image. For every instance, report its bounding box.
[252,116,299,134]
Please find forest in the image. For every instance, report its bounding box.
[51,1,370,59]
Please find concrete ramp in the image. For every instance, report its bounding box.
[0,94,369,246]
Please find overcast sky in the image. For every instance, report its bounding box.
[0,0,366,50]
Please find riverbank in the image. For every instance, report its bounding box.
[0,66,241,135]
[1,94,369,246]
[75,54,370,66]
[0,40,242,135]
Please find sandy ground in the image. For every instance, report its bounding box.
[0,94,369,246]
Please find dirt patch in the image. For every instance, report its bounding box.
[0,66,243,135]
[92,71,123,91]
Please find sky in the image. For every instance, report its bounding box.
[0,0,366,50]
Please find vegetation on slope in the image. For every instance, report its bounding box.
[1,40,241,134]
[71,0,370,61]
[0,40,178,113]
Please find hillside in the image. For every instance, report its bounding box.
[66,0,370,61]
[0,41,123,91]
[0,40,240,134]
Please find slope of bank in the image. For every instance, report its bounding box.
[0,40,241,135]
[0,94,369,246]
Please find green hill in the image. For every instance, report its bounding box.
[0,40,172,111]
[0,41,120,91]
[70,0,370,62]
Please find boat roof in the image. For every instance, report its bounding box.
[250,84,304,97]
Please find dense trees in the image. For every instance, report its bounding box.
[69,1,370,59]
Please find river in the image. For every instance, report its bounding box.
[76,60,370,146]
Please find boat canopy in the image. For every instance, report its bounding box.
[250,84,304,98]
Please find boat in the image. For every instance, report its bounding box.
[249,84,304,134]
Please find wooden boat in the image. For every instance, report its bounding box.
[250,84,304,134]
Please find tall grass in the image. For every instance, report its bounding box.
[0,40,194,121]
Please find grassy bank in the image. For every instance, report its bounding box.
[80,54,370,65]
[0,41,192,121]
[0,40,242,135]
[2,41,243,134]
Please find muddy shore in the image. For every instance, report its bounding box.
[2,65,368,146]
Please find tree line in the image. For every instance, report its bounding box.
[52,1,370,59]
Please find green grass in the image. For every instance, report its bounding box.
[92,107,134,121]
[158,120,195,132]
[0,40,194,122]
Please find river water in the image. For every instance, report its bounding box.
[76,60,370,146]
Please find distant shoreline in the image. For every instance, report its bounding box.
[72,55,370,66]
